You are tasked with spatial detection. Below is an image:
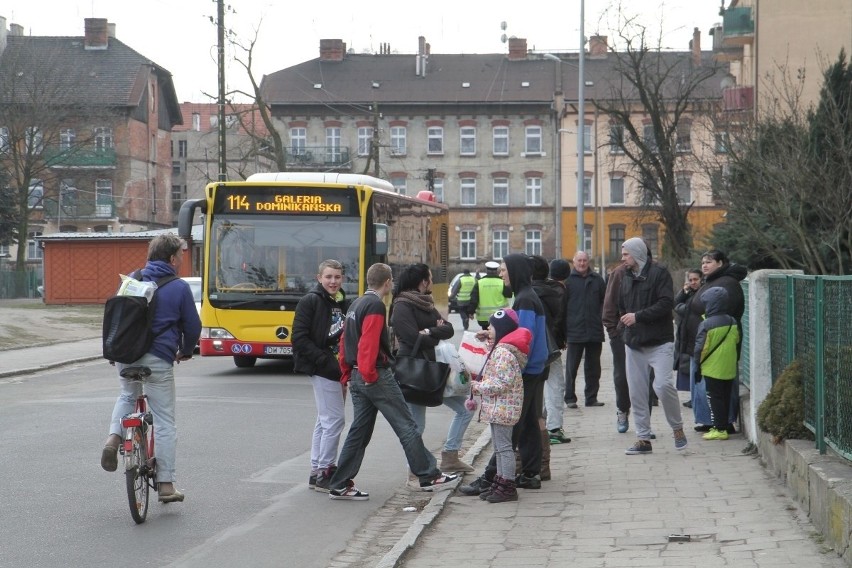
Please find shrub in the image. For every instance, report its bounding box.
[757,359,815,444]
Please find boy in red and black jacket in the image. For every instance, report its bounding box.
[327,263,457,500]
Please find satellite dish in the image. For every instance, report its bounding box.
[720,73,736,90]
[501,21,507,31]
[501,34,507,43]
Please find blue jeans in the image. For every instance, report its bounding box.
[109,353,177,482]
[329,368,440,490]
[408,395,474,452]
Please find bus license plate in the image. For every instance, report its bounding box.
[264,346,292,355]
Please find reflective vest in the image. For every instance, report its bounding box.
[456,275,475,303]
[475,277,508,322]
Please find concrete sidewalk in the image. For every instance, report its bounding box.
[399,343,847,568]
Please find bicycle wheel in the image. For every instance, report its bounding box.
[125,427,150,524]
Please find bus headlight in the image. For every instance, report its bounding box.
[202,327,235,339]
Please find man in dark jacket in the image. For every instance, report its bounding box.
[292,259,349,492]
[617,238,687,455]
[563,251,607,408]
[327,263,457,500]
[460,253,549,494]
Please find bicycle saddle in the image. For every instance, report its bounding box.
[120,365,152,380]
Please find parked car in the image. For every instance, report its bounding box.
[448,272,484,313]
[181,277,202,351]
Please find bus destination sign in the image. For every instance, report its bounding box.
[216,186,354,215]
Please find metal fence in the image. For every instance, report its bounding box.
[0,264,43,299]
[768,275,852,458]
[739,279,750,388]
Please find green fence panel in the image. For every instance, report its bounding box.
[821,277,852,459]
[739,279,750,388]
[794,277,817,433]
[768,276,789,384]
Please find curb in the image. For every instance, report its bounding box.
[375,426,492,568]
[0,355,103,380]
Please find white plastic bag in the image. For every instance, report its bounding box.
[458,331,489,380]
[436,340,469,397]
[116,274,158,302]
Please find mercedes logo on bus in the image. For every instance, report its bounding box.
[276,327,289,340]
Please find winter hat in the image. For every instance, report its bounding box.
[549,258,570,281]
[489,308,519,342]
[622,237,648,273]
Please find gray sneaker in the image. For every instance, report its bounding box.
[625,440,653,455]
[674,429,688,451]
[616,411,629,434]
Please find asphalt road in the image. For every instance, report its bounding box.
[0,354,459,568]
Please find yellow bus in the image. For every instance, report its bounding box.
[178,173,449,368]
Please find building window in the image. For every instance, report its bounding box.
[432,178,444,203]
[171,184,185,205]
[715,131,730,154]
[60,128,76,151]
[192,113,201,131]
[583,176,593,206]
[582,227,593,254]
[172,161,182,175]
[492,178,508,206]
[290,128,306,154]
[59,179,77,212]
[95,179,113,217]
[643,124,657,153]
[460,178,476,206]
[610,177,625,205]
[676,174,692,204]
[525,177,542,206]
[525,126,542,154]
[178,140,187,158]
[609,225,626,258]
[583,124,592,153]
[357,127,373,156]
[390,126,407,155]
[427,127,444,155]
[642,224,659,258]
[493,126,509,155]
[391,175,407,195]
[460,127,476,155]
[0,244,9,257]
[525,230,542,256]
[26,127,43,153]
[94,127,113,151]
[0,126,8,152]
[609,124,624,154]
[493,230,509,259]
[460,230,476,260]
[676,121,692,152]
[326,127,341,162]
[27,232,43,261]
[27,179,44,209]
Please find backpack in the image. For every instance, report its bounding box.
[102,273,179,364]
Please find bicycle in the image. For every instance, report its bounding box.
[118,365,157,524]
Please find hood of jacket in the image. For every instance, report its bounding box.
[701,286,729,318]
[140,260,176,281]
[308,281,345,303]
[503,253,532,295]
[498,327,532,354]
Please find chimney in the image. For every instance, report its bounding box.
[84,18,109,50]
[691,27,701,65]
[589,35,608,57]
[108,23,116,38]
[319,39,346,61]
[10,23,23,36]
[508,37,528,61]
[418,36,426,55]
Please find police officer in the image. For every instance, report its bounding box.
[468,260,512,330]
[449,269,476,330]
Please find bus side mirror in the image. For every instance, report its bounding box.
[374,223,388,256]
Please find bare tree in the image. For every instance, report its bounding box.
[593,22,719,264]
[711,51,852,274]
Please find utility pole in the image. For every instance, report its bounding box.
[216,0,227,181]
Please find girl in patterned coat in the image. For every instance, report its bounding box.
[471,308,531,503]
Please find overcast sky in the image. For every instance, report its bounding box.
[6,0,723,102]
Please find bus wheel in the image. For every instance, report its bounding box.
[234,356,257,368]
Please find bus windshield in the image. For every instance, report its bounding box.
[208,215,361,302]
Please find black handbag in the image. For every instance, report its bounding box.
[545,325,562,365]
[394,334,450,407]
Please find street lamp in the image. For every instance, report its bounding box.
[577,0,586,254]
